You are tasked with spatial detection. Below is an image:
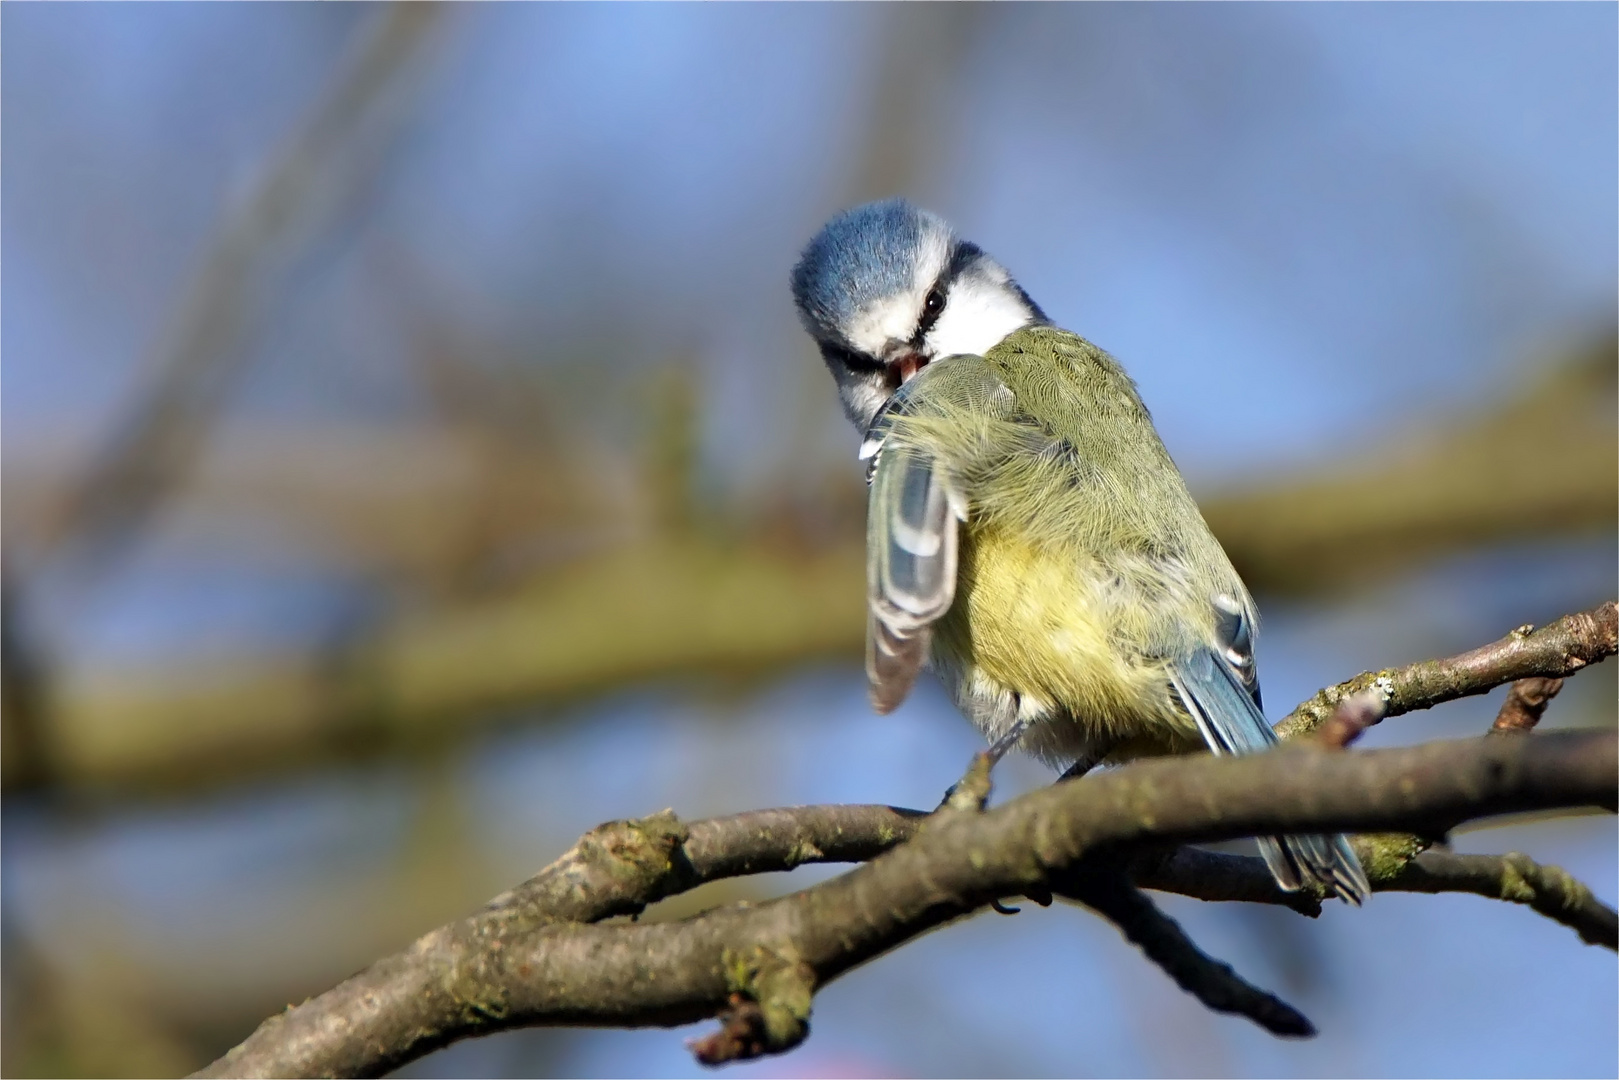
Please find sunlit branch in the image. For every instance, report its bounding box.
[1275,601,1616,739]
[194,730,1615,1078]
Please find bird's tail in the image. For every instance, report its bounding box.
[1254,833,1370,905]
[1170,647,1370,904]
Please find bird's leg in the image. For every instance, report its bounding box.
[982,715,1064,912]
[936,717,1031,812]
[985,715,1033,765]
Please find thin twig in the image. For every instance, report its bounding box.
[1275,601,1616,740]
[1491,677,1565,734]
[1382,850,1617,949]
[1056,862,1315,1036]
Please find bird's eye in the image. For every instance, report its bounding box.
[924,288,945,315]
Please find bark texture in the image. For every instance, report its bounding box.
[196,731,1615,1079]
[194,603,1618,1078]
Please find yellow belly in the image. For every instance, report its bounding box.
[932,519,1201,757]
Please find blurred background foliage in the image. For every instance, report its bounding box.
[1,4,1614,1077]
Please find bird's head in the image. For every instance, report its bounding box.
[791,198,1045,431]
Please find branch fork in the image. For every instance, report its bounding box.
[193,603,1617,1078]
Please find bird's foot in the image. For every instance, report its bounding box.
[990,886,1054,915]
[937,751,995,812]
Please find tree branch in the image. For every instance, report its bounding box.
[414,603,1619,931]
[194,730,1615,1078]
[1055,862,1315,1037]
[1491,677,1566,734]
[1382,850,1618,949]
[473,803,931,931]
[1275,601,1616,739]
[1126,845,1322,914]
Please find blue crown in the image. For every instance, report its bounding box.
[791,199,951,345]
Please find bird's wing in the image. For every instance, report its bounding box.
[865,439,961,712]
[861,357,1010,713]
[1168,598,1370,904]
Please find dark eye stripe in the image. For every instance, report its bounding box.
[946,240,983,279]
[912,240,986,346]
[916,287,946,338]
[819,341,883,374]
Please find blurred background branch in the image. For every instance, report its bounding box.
[1204,336,1617,595]
[35,3,449,580]
[6,344,1612,794]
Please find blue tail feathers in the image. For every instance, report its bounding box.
[1170,647,1370,904]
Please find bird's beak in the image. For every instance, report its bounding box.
[892,352,928,384]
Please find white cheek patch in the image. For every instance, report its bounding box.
[846,295,923,358]
[911,225,952,296]
[927,272,1036,358]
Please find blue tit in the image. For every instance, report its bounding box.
[791,198,1368,904]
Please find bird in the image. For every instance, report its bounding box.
[790,197,1369,904]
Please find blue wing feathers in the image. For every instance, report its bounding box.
[866,445,959,713]
[1170,646,1278,756]
[861,358,1002,714]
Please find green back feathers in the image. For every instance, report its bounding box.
[883,325,1217,574]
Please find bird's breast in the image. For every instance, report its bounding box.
[932,517,1191,743]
